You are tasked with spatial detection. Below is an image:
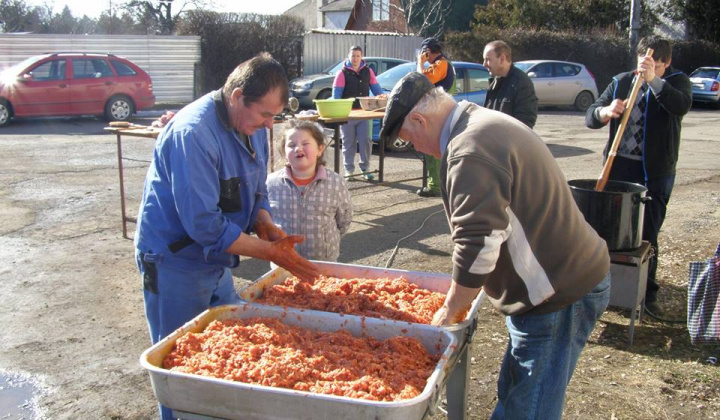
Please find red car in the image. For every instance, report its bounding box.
[0,52,155,126]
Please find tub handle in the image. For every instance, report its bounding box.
[635,195,653,204]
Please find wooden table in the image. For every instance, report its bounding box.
[297,110,388,182]
[104,126,161,239]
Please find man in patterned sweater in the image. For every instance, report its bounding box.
[586,36,692,315]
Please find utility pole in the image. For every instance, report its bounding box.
[108,0,113,34]
[629,0,642,55]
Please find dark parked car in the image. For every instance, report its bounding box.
[0,52,155,126]
[371,61,491,151]
[689,67,720,107]
[289,57,408,108]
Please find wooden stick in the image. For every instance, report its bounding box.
[595,48,654,191]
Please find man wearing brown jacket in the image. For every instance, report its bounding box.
[381,72,610,420]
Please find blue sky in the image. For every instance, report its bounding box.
[27,0,305,19]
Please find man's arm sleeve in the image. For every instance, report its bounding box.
[168,130,242,256]
[257,129,272,216]
[653,74,693,116]
[586,78,618,129]
[446,154,513,288]
[513,79,538,128]
[423,60,448,86]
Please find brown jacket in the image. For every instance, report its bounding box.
[441,104,609,315]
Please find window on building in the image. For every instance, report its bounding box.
[373,0,389,21]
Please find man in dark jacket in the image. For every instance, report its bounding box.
[483,40,538,128]
[586,36,692,314]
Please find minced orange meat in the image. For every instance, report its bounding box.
[163,318,440,401]
[256,276,446,324]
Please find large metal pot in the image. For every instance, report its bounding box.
[568,179,651,251]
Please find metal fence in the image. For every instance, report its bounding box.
[303,30,423,75]
[0,34,201,103]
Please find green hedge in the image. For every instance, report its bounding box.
[446,27,720,93]
[177,11,304,95]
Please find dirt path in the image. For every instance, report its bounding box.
[0,108,718,419]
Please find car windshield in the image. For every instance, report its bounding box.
[322,60,345,75]
[691,68,720,79]
[1,55,46,77]
[514,62,534,72]
[376,63,418,92]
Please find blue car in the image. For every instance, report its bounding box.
[689,67,720,108]
[371,61,490,151]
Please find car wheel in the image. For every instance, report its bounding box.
[574,91,594,112]
[105,96,134,121]
[385,136,413,153]
[316,89,332,100]
[0,99,12,127]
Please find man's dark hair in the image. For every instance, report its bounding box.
[487,40,512,63]
[637,36,672,63]
[350,45,363,54]
[222,52,289,106]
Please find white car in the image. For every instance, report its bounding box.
[515,60,599,111]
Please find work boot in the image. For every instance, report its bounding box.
[644,301,663,317]
[417,187,440,198]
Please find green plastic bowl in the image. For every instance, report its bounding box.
[313,98,355,118]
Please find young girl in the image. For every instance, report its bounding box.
[266,119,353,262]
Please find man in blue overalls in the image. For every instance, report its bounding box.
[134,53,319,420]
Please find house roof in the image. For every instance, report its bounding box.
[310,28,416,37]
[318,0,356,12]
[284,0,313,14]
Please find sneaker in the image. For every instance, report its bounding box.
[344,170,355,181]
[417,187,440,197]
[362,172,374,181]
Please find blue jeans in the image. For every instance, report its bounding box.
[136,250,240,420]
[491,272,611,420]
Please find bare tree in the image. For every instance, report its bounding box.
[124,0,210,34]
[361,0,452,36]
[398,0,451,38]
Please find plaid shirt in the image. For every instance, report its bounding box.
[267,165,353,261]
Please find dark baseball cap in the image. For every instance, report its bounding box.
[379,72,435,144]
[421,37,442,51]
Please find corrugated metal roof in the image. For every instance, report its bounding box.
[0,34,201,104]
[310,28,417,36]
[303,31,422,74]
